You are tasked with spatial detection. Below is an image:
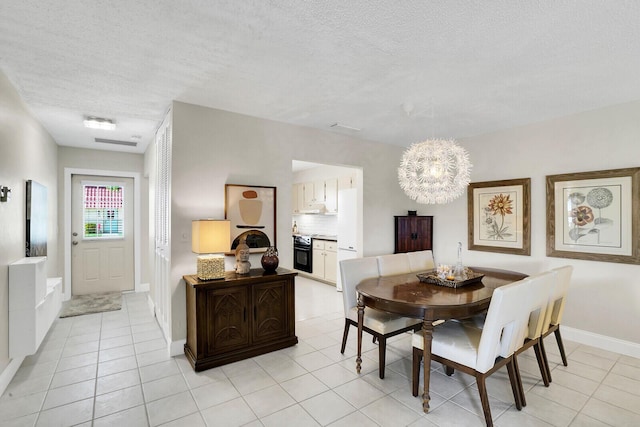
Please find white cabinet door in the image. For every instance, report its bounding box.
[312,247,324,278]
[292,183,304,214]
[292,185,298,214]
[311,240,337,283]
[313,180,325,203]
[324,178,338,213]
[338,174,356,191]
[324,246,337,283]
[303,182,315,207]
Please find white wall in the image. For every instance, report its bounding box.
[166,101,418,340]
[431,101,640,345]
[0,71,59,379]
[160,100,640,351]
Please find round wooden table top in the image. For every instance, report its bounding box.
[356,266,528,320]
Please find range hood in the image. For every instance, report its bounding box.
[300,203,326,214]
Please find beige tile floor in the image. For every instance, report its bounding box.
[1,275,639,426]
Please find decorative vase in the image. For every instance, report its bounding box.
[261,247,279,272]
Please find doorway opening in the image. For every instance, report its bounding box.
[63,168,143,301]
[291,160,363,291]
[70,175,134,295]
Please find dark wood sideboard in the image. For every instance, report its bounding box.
[184,268,298,371]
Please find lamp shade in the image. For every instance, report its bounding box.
[192,219,231,254]
[192,220,231,280]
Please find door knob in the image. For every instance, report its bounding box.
[72,241,78,245]
[72,232,78,236]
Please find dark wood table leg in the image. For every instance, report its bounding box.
[356,295,364,374]
[421,319,434,413]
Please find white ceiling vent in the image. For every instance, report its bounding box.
[95,138,137,147]
[330,123,361,132]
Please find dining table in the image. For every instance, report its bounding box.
[355,266,528,413]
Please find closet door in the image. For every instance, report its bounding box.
[154,112,172,338]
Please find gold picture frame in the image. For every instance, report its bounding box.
[225,184,277,253]
[468,178,531,255]
[546,168,640,264]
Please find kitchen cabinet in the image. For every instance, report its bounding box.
[338,173,357,191]
[294,178,341,213]
[312,239,337,283]
[313,180,325,204]
[292,183,304,214]
[394,215,433,253]
[303,181,316,208]
[324,178,338,214]
[184,269,298,371]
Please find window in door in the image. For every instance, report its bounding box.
[82,184,124,239]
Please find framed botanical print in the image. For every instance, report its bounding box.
[468,178,531,255]
[546,168,640,264]
[225,184,276,252]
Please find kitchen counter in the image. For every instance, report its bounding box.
[311,234,337,241]
[292,233,337,241]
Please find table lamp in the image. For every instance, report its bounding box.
[192,219,231,280]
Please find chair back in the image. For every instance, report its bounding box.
[339,257,380,314]
[407,250,435,272]
[522,270,557,340]
[544,265,573,330]
[476,273,551,373]
[377,254,411,276]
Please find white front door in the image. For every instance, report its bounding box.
[71,175,134,295]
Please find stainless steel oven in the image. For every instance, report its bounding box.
[293,235,312,273]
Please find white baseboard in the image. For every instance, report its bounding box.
[144,294,184,357]
[562,326,640,359]
[137,282,150,292]
[146,293,155,313]
[170,339,186,357]
[0,356,25,397]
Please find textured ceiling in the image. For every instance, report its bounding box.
[1,1,640,154]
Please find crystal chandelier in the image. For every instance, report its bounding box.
[398,138,472,204]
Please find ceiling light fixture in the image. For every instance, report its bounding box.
[83,116,116,130]
[398,138,472,204]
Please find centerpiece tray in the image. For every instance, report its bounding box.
[416,268,484,289]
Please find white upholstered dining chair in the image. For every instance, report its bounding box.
[538,265,573,383]
[339,257,422,379]
[411,274,551,426]
[509,270,557,404]
[407,250,435,272]
[376,253,412,276]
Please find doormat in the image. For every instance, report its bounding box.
[59,291,123,318]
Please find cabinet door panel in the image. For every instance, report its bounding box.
[338,174,356,190]
[312,248,324,277]
[415,217,433,251]
[207,287,249,354]
[292,184,301,214]
[313,180,325,203]
[303,182,315,207]
[253,281,288,342]
[324,249,337,283]
[325,178,338,213]
[395,217,413,253]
